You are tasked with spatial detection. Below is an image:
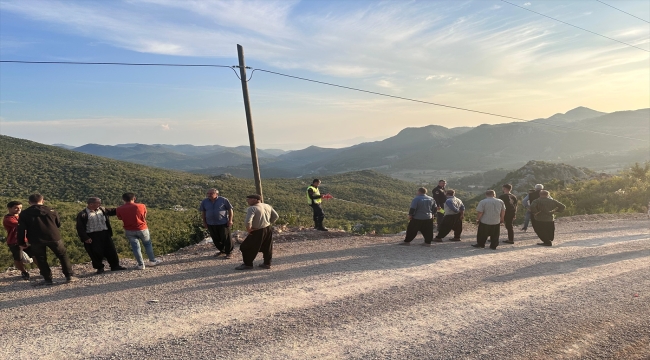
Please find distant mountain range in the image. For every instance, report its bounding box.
[56,107,649,178]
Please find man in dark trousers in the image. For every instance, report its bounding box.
[530,190,566,246]
[472,190,505,250]
[432,180,447,229]
[498,184,518,244]
[307,179,328,231]
[400,187,437,246]
[76,197,127,274]
[17,194,77,285]
[200,188,234,259]
[433,189,465,242]
[528,184,543,230]
[236,194,279,270]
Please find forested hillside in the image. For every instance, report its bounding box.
[0,135,421,267]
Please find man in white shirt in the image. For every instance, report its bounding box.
[472,190,505,250]
[235,194,279,270]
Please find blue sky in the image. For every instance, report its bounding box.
[1,0,648,149]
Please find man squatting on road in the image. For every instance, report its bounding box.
[400,187,437,246]
[236,194,279,270]
[17,194,77,285]
[3,201,35,280]
[433,189,465,242]
[75,197,127,274]
[307,179,328,231]
[200,188,235,259]
[472,190,506,250]
[530,190,566,247]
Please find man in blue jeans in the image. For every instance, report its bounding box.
[116,193,162,270]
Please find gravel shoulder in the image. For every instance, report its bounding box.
[1,214,649,360]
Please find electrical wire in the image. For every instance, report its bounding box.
[595,0,650,24]
[500,0,650,52]
[253,68,649,143]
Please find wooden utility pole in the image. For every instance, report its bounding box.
[237,44,264,200]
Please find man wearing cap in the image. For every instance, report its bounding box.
[528,184,544,230]
[200,188,234,259]
[529,190,565,246]
[235,195,279,270]
[307,179,328,231]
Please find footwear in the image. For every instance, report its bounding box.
[38,279,54,286]
[503,240,515,244]
[258,263,271,270]
[536,242,552,247]
[21,271,30,280]
[65,276,79,283]
[148,259,163,266]
[235,264,254,270]
[471,244,485,248]
[111,266,127,271]
[398,242,411,246]
[96,268,105,275]
[224,253,234,259]
[213,251,223,257]
[489,247,498,250]
[135,264,146,270]
[421,243,432,247]
[521,228,527,232]
[449,238,461,242]
[316,226,329,231]
[433,238,443,243]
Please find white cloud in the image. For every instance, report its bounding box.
[523,2,531,6]
[161,124,170,131]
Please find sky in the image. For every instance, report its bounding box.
[0,0,648,149]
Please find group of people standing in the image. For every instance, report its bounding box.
[402,180,566,249]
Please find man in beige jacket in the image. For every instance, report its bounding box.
[235,194,279,270]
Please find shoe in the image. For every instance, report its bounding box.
[421,243,432,247]
[521,228,527,232]
[213,251,223,257]
[135,264,146,270]
[21,271,30,280]
[449,238,461,242]
[471,244,485,248]
[536,242,552,247]
[96,268,105,275]
[316,227,329,231]
[235,264,254,270]
[489,247,498,250]
[398,242,411,246]
[148,259,163,266]
[224,253,234,259]
[38,279,54,286]
[433,238,443,243]
[65,276,79,283]
[111,266,127,271]
[258,263,271,269]
[503,240,515,244]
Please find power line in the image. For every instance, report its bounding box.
[500,0,650,53]
[0,60,232,68]
[595,0,650,24]
[254,68,649,143]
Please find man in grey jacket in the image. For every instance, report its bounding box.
[236,194,279,270]
[400,187,437,246]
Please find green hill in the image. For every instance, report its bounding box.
[0,135,420,267]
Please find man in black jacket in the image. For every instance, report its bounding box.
[76,197,126,274]
[528,184,543,231]
[498,184,518,244]
[432,180,447,229]
[17,194,76,285]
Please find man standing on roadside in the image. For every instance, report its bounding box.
[236,194,279,270]
[498,184,518,244]
[116,193,162,270]
[75,197,127,274]
[472,190,505,250]
[529,190,566,247]
[400,187,437,246]
[3,201,34,280]
[307,179,328,231]
[200,189,234,259]
[433,189,465,242]
[432,180,447,229]
[17,194,77,285]
[528,184,544,230]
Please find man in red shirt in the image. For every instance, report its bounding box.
[116,193,161,270]
[3,201,33,280]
